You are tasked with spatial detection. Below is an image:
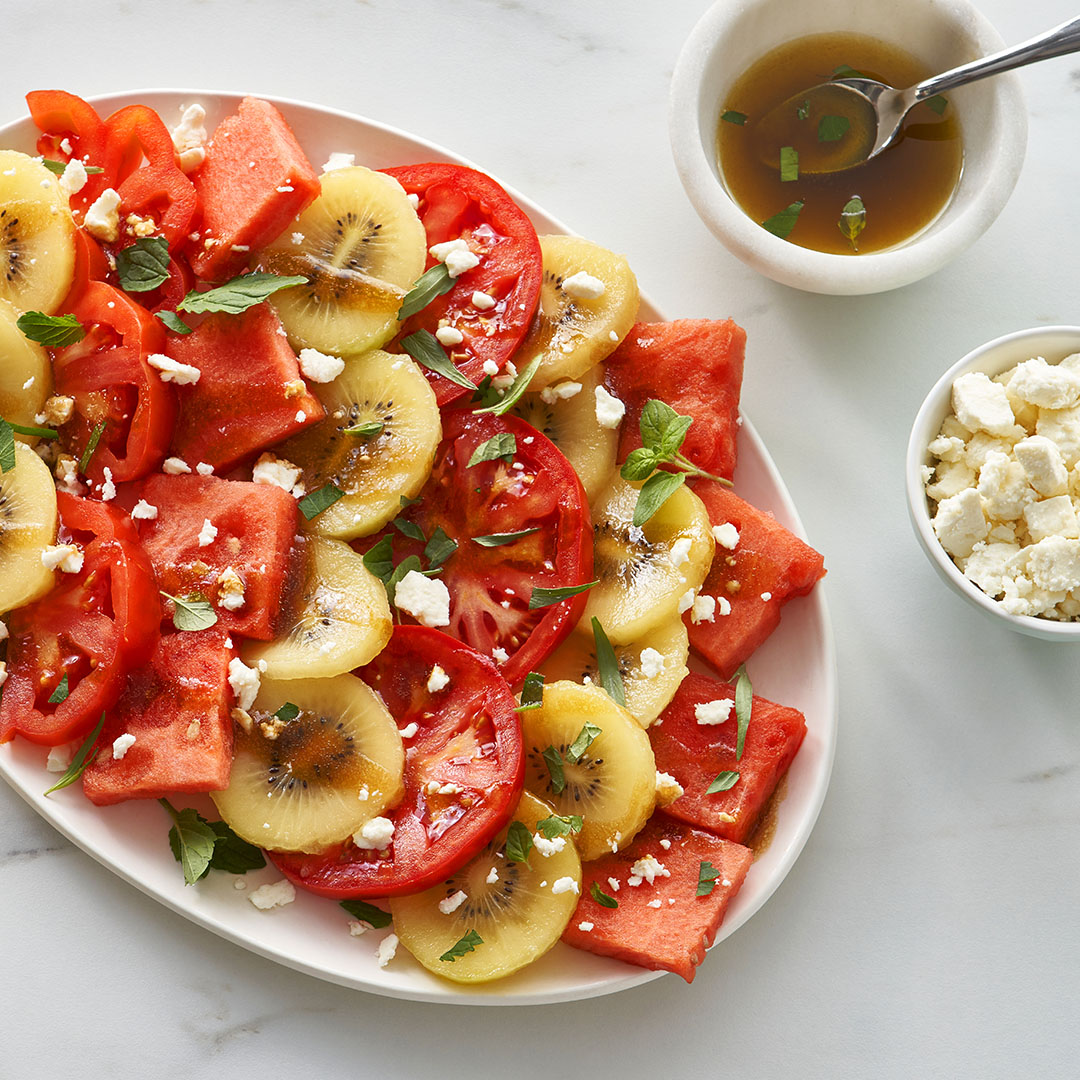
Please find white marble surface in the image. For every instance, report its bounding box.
[2,0,1079,1076]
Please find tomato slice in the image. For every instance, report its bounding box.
[0,494,161,747]
[271,626,523,898]
[54,281,176,483]
[383,163,542,405]
[358,409,592,687]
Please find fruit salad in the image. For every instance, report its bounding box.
[0,91,826,986]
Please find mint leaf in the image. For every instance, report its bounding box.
[393,517,426,543]
[207,820,266,874]
[116,236,170,293]
[721,110,747,125]
[632,470,685,527]
[362,535,395,583]
[468,432,516,468]
[640,399,679,449]
[0,419,15,474]
[697,860,721,896]
[838,195,867,252]
[178,272,308,315]
[160,799,219,885]
[473,527,540,547]
[925,94,948,116]
[41,159,104,176]
[658,414,692,459]
[541,746,566,794]
[385,555,422,606]
[47,673,70,705]
[440,929,483,962]
[706,770,740,794]
[761,200,804,240]
[15,310,85,348]
[424,526,457,570]
[780,145,799,183]
[397,263,454,320]
[536,814,583,840]
[344,420,384,438]
[833,64,864,79]
[797,100,809,120]
[566,720,602,765]
[620,447,659,482]
[340,899,392,929]
[401,329,477,390]
[733,664,753,760]
[161,591,218,632]
[473,355,541,417]
[298,482,344,521]
[78,420,106,474]
[590,881,618,908]
[591,618,626,708]
[43,713,105,796]
[505,820,534,862]
[529,580,597,610]
[274,702,300,723]
[818,115,850,142]
[515,671,544,712]
[155,309,193,335]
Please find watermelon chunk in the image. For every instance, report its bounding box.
[137,473,298,641]
[688,481,825,678]
[650,672,806,844]
[562,816,752,983]
[82,628,234,805]
[604,319,745,480]
[165,303,324,471]
[189,97,320,281]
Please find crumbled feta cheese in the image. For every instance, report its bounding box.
[0,661,7,689]
[297,347,345,383]
[126,213,158,238]
[252,453,303,494]
[58,158,88,197]
[39,395,73,428]
[438,890,468,914]
[322,152,355,172]
[659,838,672,850]
[217,567,246,611]
[712,523,739,549]
[676,588,697,614]
[195,462,214,476]
[348,920,370,936]
[435,325,464,347]
[932,487,988,559]
[54,455,82,495]
[198,518,218,547]
[148,352,201,386]
[1024,494,1079,542]
[472,290,496,310]
[394,570,451,627]
[761,591,772,601]
[594,385,625,429]
[162,457,191,475]
[83,188,122,243]
[639,647,665,678]
[578,921,594,932]
[99,466,116,502]
[540,380,583,404]
[429,238,480,278]
[0,621,6,642]
[486,867,499,884]
[695,698,734,725]
[171,103,207,173]
[491,646,509,664]
[46,744,73,773]
[607,877,621,892]
[42,543,84,574]
[482,359,500,377]
[655,770,684,806]
[227,657,261,711]
[375,933,399,967]
[295,410,307,424]
[627,855,670,887]
[400,722,419,739]
[561,271,605,299]
[1014,435,1069,497]
[1007,356,1080,410]
[533,833,567,857]
[248,880,296,910]
[427,664,450,693]
[112,732,136,760]
[551,876,580,895]
[951,372,1017,437]
[670,537,692,566]
[691,593,716,624]
[352,816,395,851]
[406,192,420,209]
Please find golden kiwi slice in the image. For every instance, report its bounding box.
[0,442,59,615]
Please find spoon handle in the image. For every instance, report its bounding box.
[913,15,1080,100]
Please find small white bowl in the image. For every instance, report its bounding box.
[906,327,1080,641]
[669,0,1028,295]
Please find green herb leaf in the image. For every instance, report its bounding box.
[344,419,384,438]
[0,419,15,474]
[620,447,660,482]
[780,145,799,183]
[340,899,392,929]
[298,482,345,521]
[469,374,502,409]
[401,329,477,390]
[697,860,721,896]
[397,263,455,320]
[529,580,598,610]
[274,702,300,723]
[178,272,308,315]
[505,820,534,862]
[833,64,864,79]
[838,195,867,251]
[632,470,686,527]
[468,432,516,468]
[591,618,626,708]
[818,115,850,142]
[161,799,219,885]
[516,671,545,712]
[706,770,740,794]
[207,820,266,874]
[761,200,804,240]
[658,415,693,459]
[797,100,810,120]
[424,526,458,570]
[566,720,602,765]
[162,591,219,632]
[393,517,427,543]
[78,420,107,474]
[40,158,105,176]
[400,495,422,509]
[925,94,948,116]
[4,419,58,440]
[115,236,170,293]
[542,745,566,794]
[472,527,540,547]
[440,929,483,962]
[385,555,422,606]
[47,673,70,705]
[473,354,542,417]
[536,814,584,840]
[640,398,679,449]
[721,110,748,125]
[43,713,105,795]
[362,534,395,583]
[733,663,753,760]
[590,881,618,908]
[16,310,86,348]
[155,309,193,335]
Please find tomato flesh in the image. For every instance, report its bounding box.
[271,626,523,898]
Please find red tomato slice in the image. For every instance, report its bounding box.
[0,494,161,747]
[54,281,176,484]
[358,409,592,687]
[271,626,523,898]
[383,163,542,405]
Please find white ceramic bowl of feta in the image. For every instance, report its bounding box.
[907,326,1080,641]
[668,0,1027,295]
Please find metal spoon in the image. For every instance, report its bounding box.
[759,14,1080,174]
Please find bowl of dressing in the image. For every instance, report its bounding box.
[669,0,1027,294]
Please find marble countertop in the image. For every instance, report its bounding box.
[2,1,1078,1077]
